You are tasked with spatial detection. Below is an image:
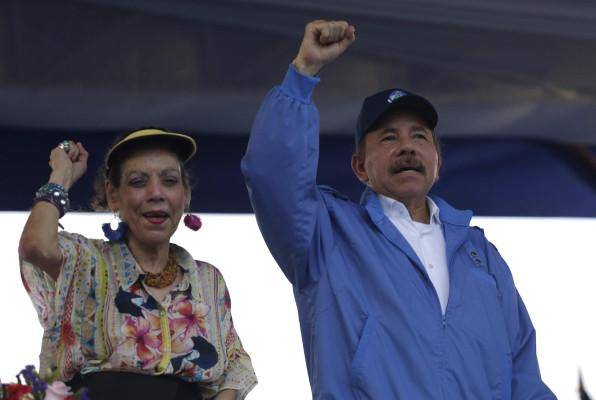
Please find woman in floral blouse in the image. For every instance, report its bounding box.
[19,129,257,400]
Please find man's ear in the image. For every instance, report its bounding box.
[351,152,369,184]
[105,181,119,211]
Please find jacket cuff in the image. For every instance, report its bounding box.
[280,64,320,103]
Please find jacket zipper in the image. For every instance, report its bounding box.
[440,239,467,330]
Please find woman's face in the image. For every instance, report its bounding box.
[107,147,189,248]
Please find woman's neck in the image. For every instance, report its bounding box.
[126,238,170,274]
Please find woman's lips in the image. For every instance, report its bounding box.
[145,216,167,225]
[143,212,169,225]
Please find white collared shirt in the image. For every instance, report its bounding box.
[378,194,449,314]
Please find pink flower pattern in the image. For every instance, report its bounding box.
[116,292,213,373]
[170,297,210,340]
[119,313,162,369]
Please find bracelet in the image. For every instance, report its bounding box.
[34,183,70,218]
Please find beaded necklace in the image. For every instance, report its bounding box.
[143,246,178,288]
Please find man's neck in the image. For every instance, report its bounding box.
[384,194,430,224]
[404,198,431,224]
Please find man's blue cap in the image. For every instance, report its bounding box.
[355,88,438,147]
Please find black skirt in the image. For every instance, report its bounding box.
[68,371,203,400]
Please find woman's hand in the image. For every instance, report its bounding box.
[49,141,88,191]
[19,140,88,279]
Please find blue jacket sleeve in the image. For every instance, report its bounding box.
[241,66,324,288]
[484,241,556,399]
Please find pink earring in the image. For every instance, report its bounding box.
[184,213,202,231]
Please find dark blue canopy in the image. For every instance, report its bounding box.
[4,129,594,216]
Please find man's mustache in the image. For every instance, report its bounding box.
[389,155,426,174]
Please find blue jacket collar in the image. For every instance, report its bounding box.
[360,187,424,271]
[429,195,473,226]
[360,187,474,296]
[360,187,472,227]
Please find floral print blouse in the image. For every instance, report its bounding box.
[20,232,257,399]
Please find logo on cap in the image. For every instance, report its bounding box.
[387,90,408,103]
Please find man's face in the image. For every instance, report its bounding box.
[351,111,440,204]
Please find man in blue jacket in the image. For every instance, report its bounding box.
[242,20,555,399]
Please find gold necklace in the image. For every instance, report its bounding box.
[143,246,178,288]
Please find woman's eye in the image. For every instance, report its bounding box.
[381,135,396,142]
[414,132,428,140]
